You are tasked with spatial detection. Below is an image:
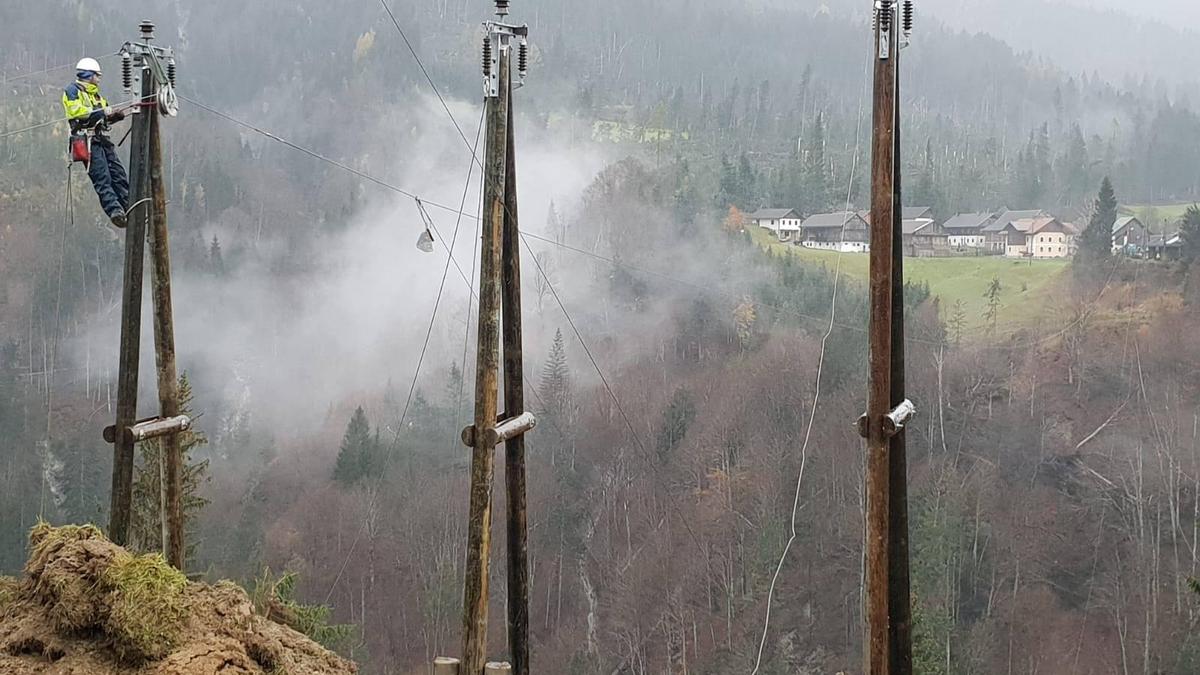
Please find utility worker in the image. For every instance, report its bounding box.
[63,57,130,228]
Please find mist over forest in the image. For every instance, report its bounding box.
[4,0,1200,673]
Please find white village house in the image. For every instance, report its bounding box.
[982,209,1046,253]
[942,212,995,249]
[799,211,871,252]
[750,208,803,241]
[1000,217,1077,258]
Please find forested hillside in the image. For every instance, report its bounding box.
[4,1,1200,673]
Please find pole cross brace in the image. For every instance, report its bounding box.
[461,411,537,448]
[104,415,191,445]
[856,399,916,439]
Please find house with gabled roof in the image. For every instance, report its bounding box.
[857,206,934,225]
[800,211,871,252]
[1024,217,1075,258]
[750,208,802,242]
[902,218,950,257]
[943,212,996,249]
[983,209,1047,252]
[1148,232,1183,261]
[1112,216,1147,255]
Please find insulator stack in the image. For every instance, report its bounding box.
[879,0,893,31]
[518,40,528,76]
[483,35,492,77]
[167,59,177,87]
[121,52,133,91]
[495,0,509,16]
[903,0,914,35]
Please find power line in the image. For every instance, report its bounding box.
[377,3,727,599]
[1,52,119,84]
[0,93,159,140]
[323,105,486,605]
[751,48,871,675]
[178,93,478,293]
[518,232,644,453]
[378,0,476,153]
[0,116,68,139]
[181,90,1114,361]
[372,4,667,474]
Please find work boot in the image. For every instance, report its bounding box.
[110,209,127,229]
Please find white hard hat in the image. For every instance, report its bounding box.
[75,57,102,75]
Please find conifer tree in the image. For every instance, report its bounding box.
[983,277,1003,335]
[802,112,831,214]
[1180,204,1200,265]
[333,406,376,485]
[656,388,696,461]
[209,235,225,276]
[129,373,211,559]
[1080,176,1117,261]
[538,329,572,429]
[1057,124,1090,205]
[443,362,465,429]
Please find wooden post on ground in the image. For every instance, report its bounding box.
[485,663,513,674]
[462,37,510,675]
[888,14,914,673]
[501,73,531,675]
[865,2,897,673]
[109,28,154,546]
[434,657,462,675]
[147,73,184,571]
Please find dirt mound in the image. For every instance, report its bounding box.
[0,523,356,675]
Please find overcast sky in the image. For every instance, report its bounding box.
[1071,0,1198,23]
[939,0,1200,26]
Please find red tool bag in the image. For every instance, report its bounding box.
[69,132,90,165]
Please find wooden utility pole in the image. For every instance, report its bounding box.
[147,65,184,571]
[462,38,507,675]
[458,3,534,673]
[501,75,531,675]
[888,3,914,671]
[108,21,187,568]
[110,23,155,547]
[860,1,915,673]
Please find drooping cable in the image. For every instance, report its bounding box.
[322,105,486,604]
[751,48,872,675]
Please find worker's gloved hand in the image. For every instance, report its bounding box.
[107,109,126,123]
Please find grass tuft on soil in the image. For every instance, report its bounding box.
[102,551,188,661]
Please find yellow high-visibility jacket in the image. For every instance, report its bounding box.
[62,80,108,133]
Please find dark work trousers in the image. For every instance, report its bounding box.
[87,135,130,217]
